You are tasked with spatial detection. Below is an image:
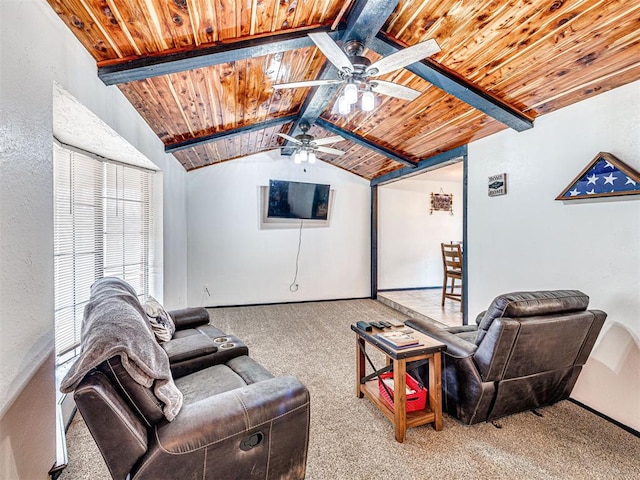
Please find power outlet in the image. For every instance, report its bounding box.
[203,284,211,296]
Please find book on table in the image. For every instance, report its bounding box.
[375,330,420,348]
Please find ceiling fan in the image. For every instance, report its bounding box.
[278,120,345,164]
[273,32,441,112]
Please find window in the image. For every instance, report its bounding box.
[53,142,156,364]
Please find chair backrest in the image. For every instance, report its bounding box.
[97,356,166,426]
[74,354,174,479]
[441,243,462,272]
[75,368,149,480]
[475,290,589,344]
[472,290,606,382]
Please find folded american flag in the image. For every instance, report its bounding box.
[557,152,640,199]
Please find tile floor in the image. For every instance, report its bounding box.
[377,288,463,327]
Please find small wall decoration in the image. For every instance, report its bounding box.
[488,173,507,197]
[430,189,453,215]
[556,152,640,200]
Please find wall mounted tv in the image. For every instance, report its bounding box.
[267,179,331,220]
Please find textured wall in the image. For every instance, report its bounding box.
[0,0,188,476]
[186,151,371,306]
[1,0,57,421]
[467,80,640,430]
[378,175,463,289]
[0,357,56,479]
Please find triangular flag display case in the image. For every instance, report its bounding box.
[556,152,640,200]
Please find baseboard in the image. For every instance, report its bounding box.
[205,296,370,309]
[569,398,640,438]
[378,286,440,292]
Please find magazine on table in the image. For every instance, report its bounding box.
[375,329,421,348]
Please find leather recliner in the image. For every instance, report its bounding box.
[75,355,310,480]
[63,278,310,480]
[406,290,606,425]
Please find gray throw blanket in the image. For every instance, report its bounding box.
[60,277,183,421]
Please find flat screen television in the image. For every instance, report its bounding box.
[267,179,331,220]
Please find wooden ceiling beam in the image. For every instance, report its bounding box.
[315,118,417,168]
[342,0,400,48]
[370,33,534,132]
[370,145,468,186]
[98,25,344,85]
[164,115,297,154]
[284,0,401,153]
[281,62,342,155]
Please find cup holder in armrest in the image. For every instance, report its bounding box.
[213,337,237,349]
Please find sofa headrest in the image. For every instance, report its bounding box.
[476,290,589,344]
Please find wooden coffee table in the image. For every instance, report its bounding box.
[351,324,446,442]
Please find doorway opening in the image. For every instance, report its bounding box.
[375,159,466,326]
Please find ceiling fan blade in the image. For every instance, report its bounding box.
[308,32,354,74]
[370,80,422,101]
[315,146,345,156]
[367,39,441,76]
[313,135,344,146]
[273,79,344,89]
[277,133,301,144]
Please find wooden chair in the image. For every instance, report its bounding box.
[441,243,462,306]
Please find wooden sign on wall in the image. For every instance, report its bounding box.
[488,173,507,197]
[430,192,453,215]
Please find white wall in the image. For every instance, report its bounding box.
[378,176,463,289]
[468,79,640,430]
[186,151,371,306]
[0,0,188,476]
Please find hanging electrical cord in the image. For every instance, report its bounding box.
[289,219,304,292]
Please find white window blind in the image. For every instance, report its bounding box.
[53,142,155,363]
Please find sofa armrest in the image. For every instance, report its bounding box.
[406,319,477,358]
[169,307,210,330]
[161,335,217,363]
[154,376,309,453]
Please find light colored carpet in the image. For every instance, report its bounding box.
[62,299,640,479]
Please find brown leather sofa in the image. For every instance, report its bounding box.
[62,278,310,480]
[406,290,606,425]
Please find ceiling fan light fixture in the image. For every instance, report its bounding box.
[338,94,351,114]
[308,151,317,164]
[344,82,358,104]
[294,151,303,164]
[361,89,375,112]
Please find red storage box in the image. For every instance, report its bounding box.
[378,372,427,412]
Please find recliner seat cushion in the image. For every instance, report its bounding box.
[176,365,249,403]
[174,355,275,404]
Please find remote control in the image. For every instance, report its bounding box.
[379,321,393,328]
[356,321,372,332]
[386,318,405,327]
[369,321,384,329]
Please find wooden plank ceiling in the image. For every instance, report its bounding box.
[47,0,640,180]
